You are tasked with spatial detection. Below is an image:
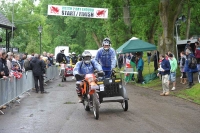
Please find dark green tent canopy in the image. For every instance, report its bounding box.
[116,37,157,53]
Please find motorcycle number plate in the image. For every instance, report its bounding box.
[99,84,104,91]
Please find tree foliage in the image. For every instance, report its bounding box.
[0,0,199,55]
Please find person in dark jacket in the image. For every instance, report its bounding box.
[184,41,191,52]
[154,50,159,71]
[157,55,171,96]
[71,52,78,65]
[0,51,9,79]
[147,51,151,65]
[179,51,187,84]
[184,49,198,88]
[195,42,200,70]
[30,54,48,93]
[23,55,32,71]
[118,54,123,69]
[136,54,144,84]
[48,53,54,65]
[56,49,68,64]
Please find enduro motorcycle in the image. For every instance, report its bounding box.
[75,71,104,120]
[75,70,129,120]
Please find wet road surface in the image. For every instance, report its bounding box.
[0,77,200,133]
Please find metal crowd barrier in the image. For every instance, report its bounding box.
[0,65,59,114]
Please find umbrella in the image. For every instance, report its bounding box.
[116,37,156,54]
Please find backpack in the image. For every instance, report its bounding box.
[189,56,197,69]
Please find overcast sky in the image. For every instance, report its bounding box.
[1,0,40,6]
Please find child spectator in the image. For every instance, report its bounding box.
[11,63,22,79]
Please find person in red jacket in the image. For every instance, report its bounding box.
[195,42,200,83]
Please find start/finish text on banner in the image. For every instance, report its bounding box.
[48,5,108,19]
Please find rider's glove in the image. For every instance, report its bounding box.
[98,71,105,77]
[79,74,85,77]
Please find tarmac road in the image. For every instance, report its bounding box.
[0,77,200,133]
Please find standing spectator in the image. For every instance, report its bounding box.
[19,53,27,70]
[130,53,136,81]
[184,49,198,88]
[165,53,169,60]
[185,40,191,52]
[48,53,54,65]
[0,51,9,79]
[158,55,171,96]
[12,54,22,71]
[197,37,200,44]
[118,54,123,69]
[154,50,159,71]
[195,42,200,71]
[30,54,48,93]
[136,53,144,84]
[7,52,13,73]
[168,53,178,91]
[147,51,151,65]
[23,55,32,71]
[180,51,187,84]
[43,51,47,57]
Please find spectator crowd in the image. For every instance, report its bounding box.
[0,51,55,93]
[117,38,200,96]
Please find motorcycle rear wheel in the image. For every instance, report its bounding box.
[92,93,99,120]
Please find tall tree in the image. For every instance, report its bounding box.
[159,0,185,55]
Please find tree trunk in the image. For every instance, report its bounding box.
[92,32,101,48]
[147,19,158,44]
[159,0,185,56]
[123,0,132,35]
[186,5,191,39]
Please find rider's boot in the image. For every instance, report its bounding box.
[76,82,83,103]
[78,96,83,103]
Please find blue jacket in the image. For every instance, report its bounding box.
[184,53,198,73]
[137,58,144,71]
[95,47,116,69]
[160,58,171,75]
[73,59,103,75]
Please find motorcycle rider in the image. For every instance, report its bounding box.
[73,51,103,103]
[78,54,83,61]
[70,52,78,66]
[56,48,68,64]
[95,38,116,78]
[56,48,68,78]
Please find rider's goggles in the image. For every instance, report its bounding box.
[83,56,91,60]
[103,41,110,46]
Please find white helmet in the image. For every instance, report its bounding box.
[82,51,92,64]
[60,48,65,51]
[102,38,111,50]
[72,52,76,55]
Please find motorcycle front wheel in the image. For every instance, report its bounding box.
[92,92,99,120]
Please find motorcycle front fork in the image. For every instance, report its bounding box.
[84,93,100,108]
